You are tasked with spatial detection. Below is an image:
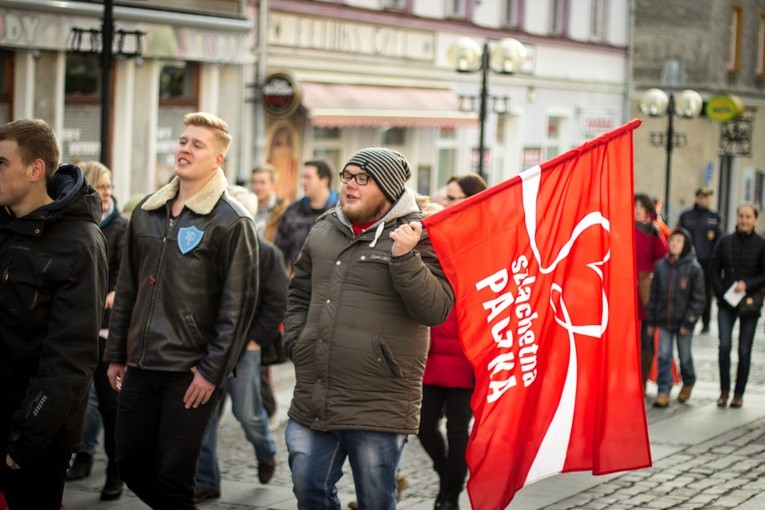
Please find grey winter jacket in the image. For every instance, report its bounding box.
[284,189,454,434]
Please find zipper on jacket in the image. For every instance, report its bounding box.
[138,208,179,366]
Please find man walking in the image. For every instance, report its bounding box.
[275,159,338,272]
[678,186,722,333]
[0,119,107,509]
[250,163,288,242]
[106,112,258,509]
[284,147,454,509]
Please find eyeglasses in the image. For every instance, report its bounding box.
[446,194,466,202]
[339,170,371,186]
[95,184,114,192]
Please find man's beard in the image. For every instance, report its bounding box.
[341,194,390,224]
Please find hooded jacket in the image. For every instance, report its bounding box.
[0,164,107,467]
[645,228,705,332]
[284,188,454,435]
[105,170,259,387]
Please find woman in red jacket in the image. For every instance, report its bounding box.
[418,173,487,510]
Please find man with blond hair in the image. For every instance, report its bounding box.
[106,112,259,508]
[0,118,107,509]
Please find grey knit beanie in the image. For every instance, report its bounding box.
[344,147,412,203]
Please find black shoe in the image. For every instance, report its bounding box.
[66,452,93,481]
[195,486,221,503]
[100,475,123,501]
[258,458,276,484]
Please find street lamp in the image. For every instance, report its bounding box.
[448,37,527,183]
[639,88,703,220]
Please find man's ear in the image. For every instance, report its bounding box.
[29,159,47,183]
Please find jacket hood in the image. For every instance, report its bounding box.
[670,227,696,262]
[10,164,101,227]
[335,187,420,229]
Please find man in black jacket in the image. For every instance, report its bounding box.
[0,118,108,509]
[106,112,259,509]
[678,187,723,333]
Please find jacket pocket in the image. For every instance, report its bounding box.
[373,335,403,378]
[182,313,208,351]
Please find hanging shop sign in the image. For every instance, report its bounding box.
[262,72,302,119]
[705,94,744,123]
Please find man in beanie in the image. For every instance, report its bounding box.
[678,186,722,333]
[284,147,454,508]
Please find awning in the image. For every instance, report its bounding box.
[301,82,478,128]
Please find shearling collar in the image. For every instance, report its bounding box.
[141,169,228,215]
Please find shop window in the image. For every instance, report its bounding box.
[446,0,466,19]
[65,53,101,101]
[159,62,199,105]
[758,12,765,77]
[63,53,103,164]
[313,127,340,140]
[0,51,13,124]
[382,127,406,146]
[437,148,457,190]
[590,0,605,41]
[550,0,569,37]
[755,170,765,209]
[729,4,743,74]
[503,0,523,29]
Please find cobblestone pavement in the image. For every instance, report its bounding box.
[64,310,765,509]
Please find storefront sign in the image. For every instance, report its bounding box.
[269,13,435,62]
[706,94,744,123]
[581,112,619,140]
[262,72,302,119]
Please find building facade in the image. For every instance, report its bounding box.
[632,0,765,228]
[258,0,630,200]
[0,0,253,203]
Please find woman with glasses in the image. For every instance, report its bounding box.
[418,172,486,510]
[66,161,128,501]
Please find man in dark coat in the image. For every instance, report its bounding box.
[0,118,107,509]
[678,186,723,333]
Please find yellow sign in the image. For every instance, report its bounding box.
[705,94,743,123]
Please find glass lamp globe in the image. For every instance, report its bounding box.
[490,38,527,74]
[675,89,703,118]
[639,88,669,117]
[447,37,482,73]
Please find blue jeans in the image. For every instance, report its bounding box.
[718,305,759,395]
[81,383,102,455]
[286,419,407,510]
[196,349,276,490]
[656,327,696,394]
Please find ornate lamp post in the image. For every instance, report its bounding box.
[639,88,703,220]
[448,37,527,183]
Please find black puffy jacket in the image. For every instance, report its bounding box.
[0,165,107,468]
[106,170,259,387]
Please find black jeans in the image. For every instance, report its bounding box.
[717,305,758,395]
[417,384,473,501]
[92,336,120,477]
[115,367,220,510]
[1,391,69,510]
[700,260,713,328]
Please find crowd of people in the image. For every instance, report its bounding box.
[2,112,764,510]
[636,188,765,411]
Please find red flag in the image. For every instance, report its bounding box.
[422,120,651,509]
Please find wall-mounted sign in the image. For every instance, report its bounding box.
[262,71,302,119]
[705,94,744,123]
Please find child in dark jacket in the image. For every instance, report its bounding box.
[646,228,706,408]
